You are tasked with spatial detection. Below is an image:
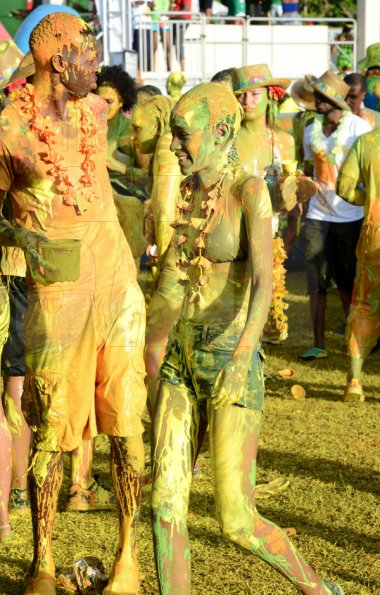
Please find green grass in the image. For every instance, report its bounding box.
[1,271,379,594]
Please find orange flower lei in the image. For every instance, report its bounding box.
[19,84,97,210]
[171,171,232,307]
[264,236,288,342]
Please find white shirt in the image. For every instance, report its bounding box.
[132,0,152,30]
[304,112,371,222]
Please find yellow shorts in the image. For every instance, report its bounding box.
[22,281,147,452]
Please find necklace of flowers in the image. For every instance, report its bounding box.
[171,168,232,307]
[19,83,97,211]
[264,236,288,342]
[310,110,351,164]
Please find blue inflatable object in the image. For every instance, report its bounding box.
[14,4,80,53]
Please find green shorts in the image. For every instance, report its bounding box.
[159,318,265,412]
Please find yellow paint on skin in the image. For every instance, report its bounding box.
[183,110,195,127]
[97,85,123,121]
[4,393,23,435]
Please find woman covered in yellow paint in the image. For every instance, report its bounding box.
[150,83,342,595]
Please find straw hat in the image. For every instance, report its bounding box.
[306,70,350,111]
[232,64,290,96]
[0,40,35,91]
[358,42,380,73]
[290,76,316,111]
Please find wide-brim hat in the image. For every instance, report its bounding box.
[290,76,316,111]
[359,42,380,72]
[306,70,350,111]
[0,40,35,90]
[232,64,290,96]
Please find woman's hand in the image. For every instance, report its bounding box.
[211,357,249,409]
[106,154,127,174]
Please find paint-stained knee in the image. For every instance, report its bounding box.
[151,474,191,528]
[216,496,259,548]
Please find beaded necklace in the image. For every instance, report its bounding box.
[310,111,351,165]
[19,83,97,211]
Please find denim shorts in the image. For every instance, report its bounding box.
[159,318,265,412]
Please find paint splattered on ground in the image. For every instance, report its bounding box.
[1,271,379,594]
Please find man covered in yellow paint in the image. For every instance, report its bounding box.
[0,13,146,595]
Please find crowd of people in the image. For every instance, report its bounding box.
[0,8,379,595]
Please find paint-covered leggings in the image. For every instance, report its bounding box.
[151,382,325,595]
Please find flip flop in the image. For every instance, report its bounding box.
[322,579,345,595]
[299,347,328,361]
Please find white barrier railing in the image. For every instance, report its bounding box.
[129,14,356,83]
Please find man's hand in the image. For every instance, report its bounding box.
[20,230,49,281]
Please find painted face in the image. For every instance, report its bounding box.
[60,36,99,98]
[236,88,268,121]
[314,91,340,115]
[346,84,365,115]
[170,104,213,175]
[131,108,159,154]
[97,85,123,120]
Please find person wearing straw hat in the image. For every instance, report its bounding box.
[232,64,314,343]
[0,13,146,594]
[299,70,371,361]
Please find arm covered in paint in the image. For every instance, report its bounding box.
[336,136,366,206]
[152,134,182,260]
[0,140,48,270]
[212,178,273,409]
[0,191,48,274]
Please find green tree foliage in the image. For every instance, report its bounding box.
[300,0,356,18]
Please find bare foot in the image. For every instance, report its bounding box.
[24,572,56,595]
[103,561,140,594]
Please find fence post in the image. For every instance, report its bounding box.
[200,13,207,81]
[242,17,248,66]
[101,0,109,65]
[352,19,357,71]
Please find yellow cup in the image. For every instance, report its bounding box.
[282,160,298,176]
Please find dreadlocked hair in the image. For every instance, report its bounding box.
[266,96,279,129]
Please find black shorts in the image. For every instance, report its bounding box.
[199,0,213,10]
[1,276,27,377]
[172,22,188,61]
[304,218,362,294]
[133,28,152,71]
